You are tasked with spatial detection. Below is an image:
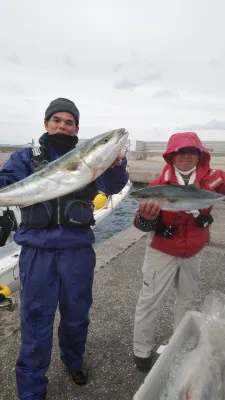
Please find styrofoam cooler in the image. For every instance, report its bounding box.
[133,311,204,400]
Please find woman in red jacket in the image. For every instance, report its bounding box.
[133,132,225,372]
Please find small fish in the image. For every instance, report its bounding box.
[130,184,225,212]
[0,128,129,207]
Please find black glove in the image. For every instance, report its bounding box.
[155,214,175,239]
[195,213,214,228]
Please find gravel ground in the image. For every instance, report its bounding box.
[0,203,225,400]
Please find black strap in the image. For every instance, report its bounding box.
[29,146,50,171]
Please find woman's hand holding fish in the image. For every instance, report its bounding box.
[139,200,161,220]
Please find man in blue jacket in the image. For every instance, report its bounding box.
[0,98,129,400]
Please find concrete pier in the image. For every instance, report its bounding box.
[0,202,225,399]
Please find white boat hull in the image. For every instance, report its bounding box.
[0,182,132,295]
[0,242,20,293]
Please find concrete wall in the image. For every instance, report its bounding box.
[136,140,225,152]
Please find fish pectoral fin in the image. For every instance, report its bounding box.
[66,161,80,171]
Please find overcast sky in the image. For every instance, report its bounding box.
[1,0,225,145]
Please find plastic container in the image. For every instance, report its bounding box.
[133,310,203,400]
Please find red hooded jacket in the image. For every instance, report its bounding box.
[134,132,225,258]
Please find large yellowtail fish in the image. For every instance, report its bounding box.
[0,128,129,207]
[130,184,225,212]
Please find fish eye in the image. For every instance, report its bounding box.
[100,137,109,144]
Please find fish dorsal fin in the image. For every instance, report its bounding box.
[188,183,199,190]
[168,198,177,203]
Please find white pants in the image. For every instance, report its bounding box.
[133,243,204,358]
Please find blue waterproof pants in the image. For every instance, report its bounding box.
[16,245,96,400]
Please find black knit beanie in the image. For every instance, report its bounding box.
[44,98,80,125]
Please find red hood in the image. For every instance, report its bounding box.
[163,132,210,167]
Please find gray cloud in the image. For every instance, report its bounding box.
[152,89,179,99]
[0,83,27,94]
[113,63,123,73]
[113,78,139,91]
[176,119,225,131]
[114,70,161,91]
[145,71,161,81]
[7,55,22,66]
[65,55,76,69]
[209,59,223,66]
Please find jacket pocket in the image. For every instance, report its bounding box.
[64,200,94,226]
[20,201,52,228]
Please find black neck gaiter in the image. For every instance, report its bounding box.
[46,133,78,149]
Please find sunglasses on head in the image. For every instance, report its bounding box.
[175,147,199,155]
